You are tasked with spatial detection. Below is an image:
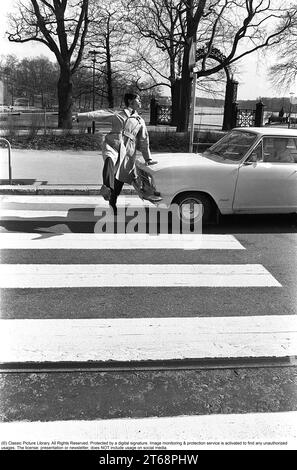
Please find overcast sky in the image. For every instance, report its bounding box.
[0,1,296,101]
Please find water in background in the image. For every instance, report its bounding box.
[194,106,297,129]
[194,106,224,128]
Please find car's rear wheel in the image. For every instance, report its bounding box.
[173,192,215,224]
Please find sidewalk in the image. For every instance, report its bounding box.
[0,149,136,195]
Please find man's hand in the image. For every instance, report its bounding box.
[72,113,78,123]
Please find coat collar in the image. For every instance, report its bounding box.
[123,108,139,118]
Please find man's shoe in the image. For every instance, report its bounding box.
[142,194,163,203]
[132,178,162,203]
[99,184,111,200]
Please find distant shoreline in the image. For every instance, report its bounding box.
[196,97,295,114]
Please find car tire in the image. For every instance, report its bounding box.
[173,192,215,225]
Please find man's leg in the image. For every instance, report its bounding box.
[109,178,124,214]
[100,158,114,200]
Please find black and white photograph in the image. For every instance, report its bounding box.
[0,0,296,455]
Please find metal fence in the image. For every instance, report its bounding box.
[0,111,94,135]
[156,105,172,125]
[0,111,58,132]
[236,108,256,127]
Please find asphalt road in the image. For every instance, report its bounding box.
[0,196,296,448]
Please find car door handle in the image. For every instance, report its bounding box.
[243,161,257,167]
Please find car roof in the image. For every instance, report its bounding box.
[234,127,297,137]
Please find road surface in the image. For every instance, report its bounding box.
[0,195,296,450]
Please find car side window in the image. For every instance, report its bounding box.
[292,139,297,163]
[263,137,297,163]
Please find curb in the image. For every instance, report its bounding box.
[0,185,137,196]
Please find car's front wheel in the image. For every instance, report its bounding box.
[173,192,215,225]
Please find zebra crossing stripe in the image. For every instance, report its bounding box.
[0,411,296,447]
[0,315,295,363]
[0,264,281,288]
[0,233,245,250]
[0,195,141,206]
[0,209,71,220]
[0,196,150,220]
[0,196,150,222]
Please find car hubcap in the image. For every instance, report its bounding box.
[180,199,203,221]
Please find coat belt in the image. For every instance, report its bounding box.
[122,130,136,141]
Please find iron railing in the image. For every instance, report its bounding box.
[156,105,172,125]
[236,108,256,127]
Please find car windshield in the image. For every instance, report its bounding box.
[203,130,257,163]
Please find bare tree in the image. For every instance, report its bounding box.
[126,0,296,131]
[85,0,131,108]
[7,0,90,128]
[0,54,19,106]
[17,56,58,107]
[269,8,297,93]
[176,0,297,131]
[126,1,184,100]
[0,54,58,107]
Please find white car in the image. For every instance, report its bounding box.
[136,127,297,223]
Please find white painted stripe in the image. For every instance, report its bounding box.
[0,195,139,205]
[0,411,296,449]
[0,233,245,250]
[0,209,71,219]
[0,196,154,220]
[0,315,295,363]
[0,264,281,288]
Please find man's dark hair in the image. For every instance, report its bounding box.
[124,93,139,107]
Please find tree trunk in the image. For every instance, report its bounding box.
[171,79,181,127]
[106,34,114,108]
[176,45,192,132]
[106,64,114,108]
[57,67,73,129]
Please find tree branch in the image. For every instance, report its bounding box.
[30,0,62,62]
[69,0,89,57]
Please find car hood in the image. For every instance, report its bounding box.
[137,152,218,173]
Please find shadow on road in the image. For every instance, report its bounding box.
[0,179,41,185]
[0,207,296,235]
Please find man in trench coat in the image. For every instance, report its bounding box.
[76,92,161,212]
